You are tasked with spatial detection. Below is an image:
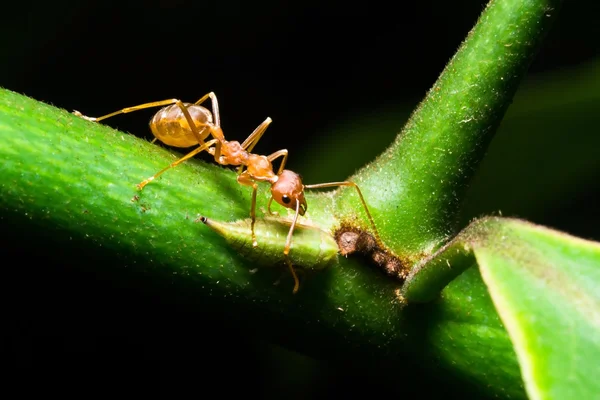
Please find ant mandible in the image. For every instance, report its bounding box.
[74,92,381,293]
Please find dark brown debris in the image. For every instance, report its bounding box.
[335,226,409,281]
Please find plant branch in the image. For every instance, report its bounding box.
[337,0,563,257]
[0,0,565,397]
[0,87,522,398]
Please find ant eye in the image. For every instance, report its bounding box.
[282,195,291,204]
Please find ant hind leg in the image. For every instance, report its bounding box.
[194,92,221,128]
[73,99,184,123]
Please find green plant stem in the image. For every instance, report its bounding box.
[337,0,563,257]
[0,0,564,397]
[0,88,522,398]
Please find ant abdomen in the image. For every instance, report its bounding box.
[150,103,213,147]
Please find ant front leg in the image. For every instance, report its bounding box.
[282,199,302,294]
[266,197,279,217]
[236,172,259,247]
[267,149,289,175]
[304,181,382,245]
[262,149,289,218]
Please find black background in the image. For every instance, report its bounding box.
[1,1,599,398]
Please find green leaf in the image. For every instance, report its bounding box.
[403,217,600,399]
[477,219,600,400]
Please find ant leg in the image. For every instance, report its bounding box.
[211,141,223,165]
[73,99,182,123]
[284,258,300,294]
[193,92,225,141]
[75,99,212,145]
[137,139,218,190]
[267,197,279,216]
[283,199,302,294]
[194,92,220,128]
[236,117,273,174]
[237,173,259,247]
[241,117,273,152]
[267,149,289,175]
[168,100,214,144]
[274,266,305,291]
[304,181,381,244]
[250,184,258,247]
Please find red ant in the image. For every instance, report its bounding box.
[74,92,381,293]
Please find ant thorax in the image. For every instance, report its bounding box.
[219,140,249,166]
[246,154,277,182]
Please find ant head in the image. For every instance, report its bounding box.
[271,170,307,216]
